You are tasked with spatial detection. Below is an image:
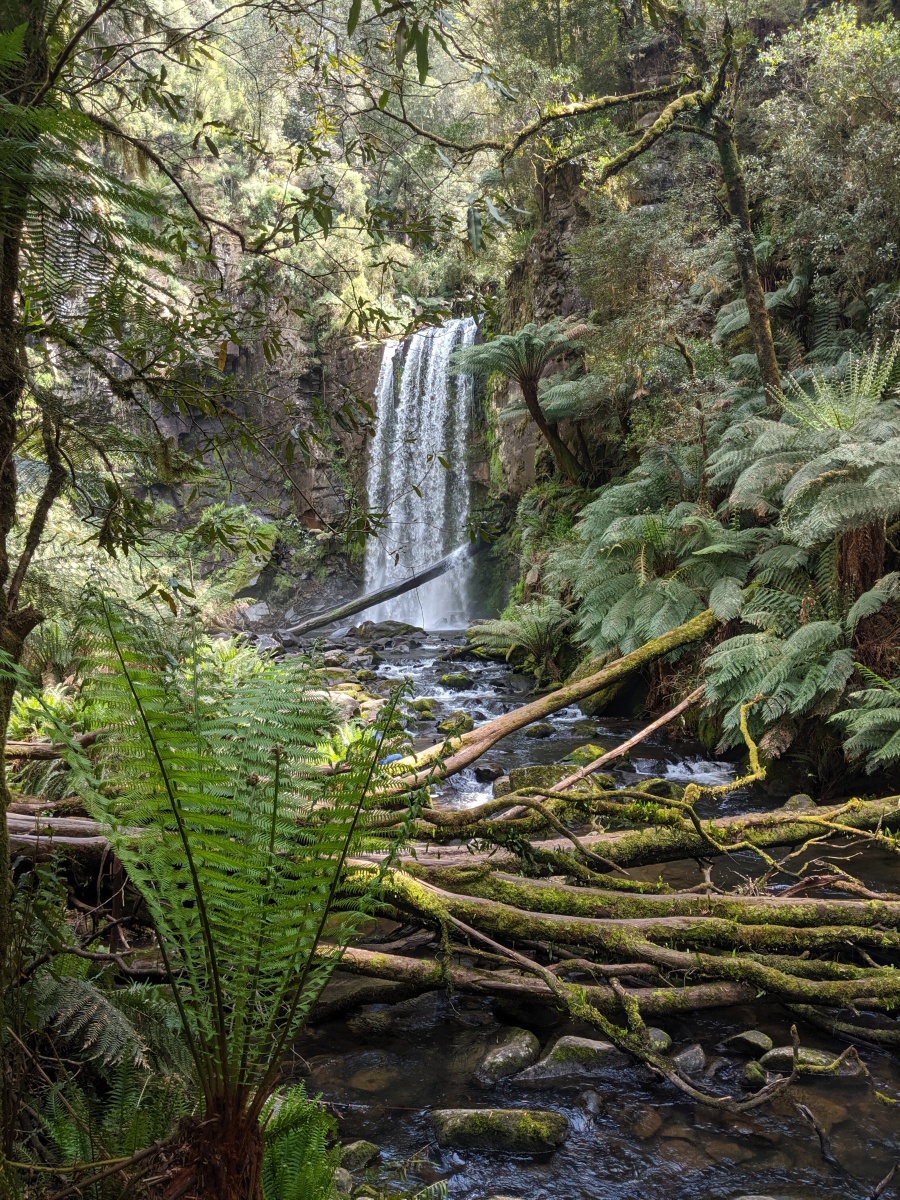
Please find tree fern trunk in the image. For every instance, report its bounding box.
[521,379,584,483]
[714,126,782,396]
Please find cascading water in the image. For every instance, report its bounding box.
[363,317,477,628]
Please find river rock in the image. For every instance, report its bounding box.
[440,671,474,690]
[524,721,554,739]
[508,764,570,792]
[431,1108,568,1153]
[410,697,435,713]
[511,1035,628,1083]
[437,710,475,734]
[571,719,599,736]
[565,742,611,766]
[347,1009,393,1037]
[474,762,504,782]
[724,1029,773,1054]
[341,1140,380,1170]
[742,1061,768,1090]
[493,776,512,797]
[647,1027,672,1053]
[630,1105,663,1138]
[308,689,361,721]
[759,1045,869,1079]
[333,1167,353,1194]
[672,1043,706,1075]
[475,1028,541,1086]
[782,793,816,810]
[324,650,347,667]
[356,669,376,682]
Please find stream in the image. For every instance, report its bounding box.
[291,624,900,1200]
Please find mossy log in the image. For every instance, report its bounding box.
[335,944,756,1015]
[373,795,900,871]
[407,864,900,930]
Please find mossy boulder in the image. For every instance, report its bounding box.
[410,697,435,713]
[475,1028,541,1087]
[724,1030,773,1055]
[431,1108,568,1153]
[571,718,599,737]
[759,1045,868,1079]
[437,710,475,735]
[564,742,611,767]
[524,721,554,739]
[440,671,474,690]
[493,776,512,798]
[511,1035,628,1084]
[507,764,570,793]
[356,669,376,682]
[782,793,816,811]
[341,1140,380,1171]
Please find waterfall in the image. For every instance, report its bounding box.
[363,317,477,628]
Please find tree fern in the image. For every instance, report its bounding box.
[467,598,574,683]
[57,593,405,1184]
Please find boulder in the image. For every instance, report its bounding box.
[524,721,554,739]
[410,697,435,713]
[430,1108,568,1153]
[493,776,512,798]
[630,1105,663,1139]
[324,651,347,667]
[356,669,376,682]
[333,1168,353,1194]
[564,742,611,766]
[571,719,599,736]
[437,710,475,735]
[474,762,504,782]
[308,690,361,721]
[341,1140,380,1171]
[440,671,474,690]
[742,1061,767,1090]
[724,1030,773,1055]
[782,793,816,810]
[508,764,570,793]
[511,1035,628,1084]
[243,600,271,623]
[647,1027,672,1053]
[672,1043,706,1075]
[759,1045,869,1079]
[475,1028,541,1086]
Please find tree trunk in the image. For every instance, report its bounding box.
[281,542,480,638]
[714,126,782,395]
[521,378,584,483]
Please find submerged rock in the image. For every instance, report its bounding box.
[724,1029,773,1054]
[511,1035,628,1083]
[759,1045,868,1079]
[672,1043,706,1075]
[437,709,475,734]
[475,1028,540,1086]
[524,721,554,739]
[431,1108,568,1153]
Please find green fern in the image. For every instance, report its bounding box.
[260,1085,339,1200]
[58,593,403,1133]
[467,597,574,683]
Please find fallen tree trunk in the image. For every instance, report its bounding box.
[281,542,480,638]
[5,730,99,760]
[335,944,756,1015]
[393,609,717,788]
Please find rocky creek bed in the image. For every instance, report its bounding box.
[281,621,900,1200]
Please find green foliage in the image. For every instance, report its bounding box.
[553,500,759,658]
[261,1085,339,1200]
[7,685,75,741]
[451,317,595,390]
[833,669,900,773]
[467,597,574,682]
[61,594,403,1117]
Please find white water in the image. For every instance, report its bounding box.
[363,317,477,628]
